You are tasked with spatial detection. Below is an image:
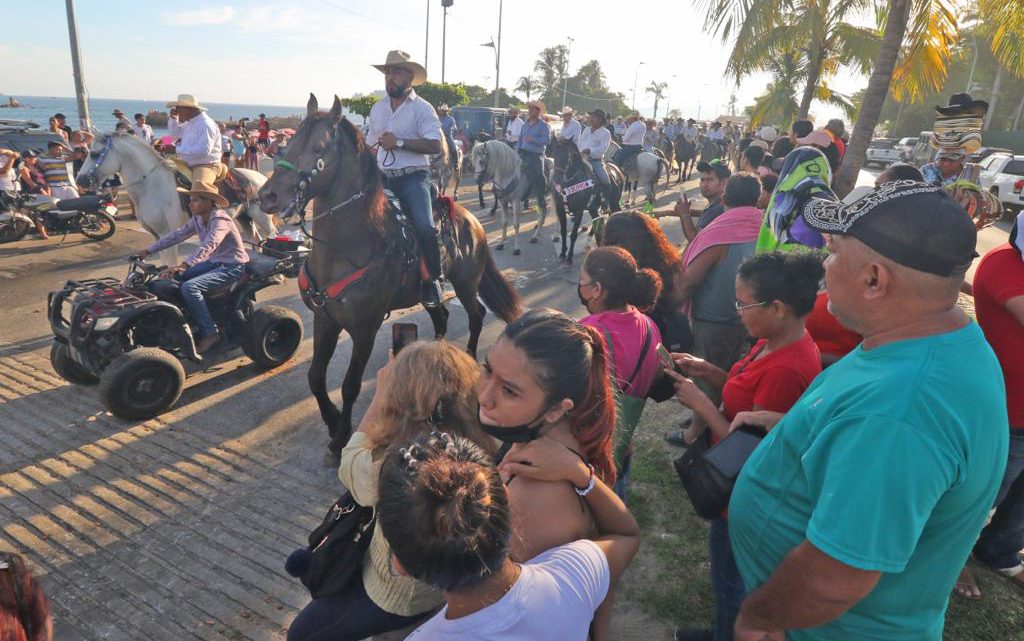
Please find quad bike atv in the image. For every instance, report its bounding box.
[47,239,307,420]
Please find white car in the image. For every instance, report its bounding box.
[979,153,1024,215]
[896,137,916,161]
[865,139,903,167]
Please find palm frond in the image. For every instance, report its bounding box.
[978,0,1024,78]
[892,0,961,103]
[831,22,881,76]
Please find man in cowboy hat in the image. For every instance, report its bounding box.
[437,103,459,166]
[557,106,582,146]
[137,182,250,354]
[681,117,699,142]
[366,49,446,308]
[505,106,524,146]
[517,100,552,226]
[112,108,132,129]
[612,111,646,170]
[579,108,613,201]
[166,94,224,188]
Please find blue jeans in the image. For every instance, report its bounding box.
[385,169,440,279]
[288,577,428,641]
[974,430,1024,570]
[612,451,632,502]
[518,150,548,207]
[178,261,245,338]
[710,517,745,641]
[590,158,610,186]
[612,144,641,169]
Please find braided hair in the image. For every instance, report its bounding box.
[379,432,510,592]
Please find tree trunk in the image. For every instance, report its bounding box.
[834,0,912,198]
[984,65,1004,130]
[799,42,825,118]
[1013,91,1024,131]
[653,97,660,119]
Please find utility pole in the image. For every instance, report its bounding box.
[441,0,453,84]
[424,0,430,74]
[495,0,503,108]
[631,61,644,111]
[562,37,573,111]
[64,0,91,131]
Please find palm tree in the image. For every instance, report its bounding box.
[645,81,668,118]
[748,53,804,127]
[575,60,607,93]
[515,76,539,101]
[534,45,568,90]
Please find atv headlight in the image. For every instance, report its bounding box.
[93,316,118,332]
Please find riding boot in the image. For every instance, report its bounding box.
[418,228,443,308]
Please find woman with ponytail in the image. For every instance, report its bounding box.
[0,552,51,641]
[476,308,617,562]
[578,246,664,499]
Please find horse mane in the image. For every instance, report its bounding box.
[107,132,177,172]
[335,117,386,230]
[481,139,519,179]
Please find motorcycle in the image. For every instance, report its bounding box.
[0,190,117,243]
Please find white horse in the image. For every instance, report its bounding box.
[470,140,551,255]
[75,133,276,263]
[605,140,669,207]
[431,136,463,198]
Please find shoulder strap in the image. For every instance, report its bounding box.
[601,317,653,393]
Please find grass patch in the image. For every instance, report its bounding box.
[619,400,1024,640]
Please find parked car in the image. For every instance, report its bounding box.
[0,119,64,154]
[865,139,903,167]
[910,131,935,167]
[978,153,1024,215]
[896,137,916,161]
[970,146,1014,163]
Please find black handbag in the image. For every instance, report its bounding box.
[673,425,766,520]
[287,492,376,598]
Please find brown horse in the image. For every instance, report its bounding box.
[259,95,522,461]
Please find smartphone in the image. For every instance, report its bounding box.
[391,323,418,355]
[656,343,674,371]
[702,425,768,480]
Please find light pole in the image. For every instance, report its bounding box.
[495,0,503,108]
[666,74,677,117]
[64,0,91,131]
[482,38,499,106]
[696,82,710,121]
[424,0,430,74]
[631,61,644,111]
[441,0,453,84]
[562,36,573,111]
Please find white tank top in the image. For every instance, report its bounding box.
[0,167,16,191]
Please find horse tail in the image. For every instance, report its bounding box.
[657,157,671,187]
[478,251,523,323]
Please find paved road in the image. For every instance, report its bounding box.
[0,173,1008,640]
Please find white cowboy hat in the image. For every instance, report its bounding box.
[166,94,207,111]
[438,104,450,111]
[372,50,427,86]
[556,106,575,116]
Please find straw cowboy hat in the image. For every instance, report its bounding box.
[179,182,229,208]
[527,100,547,114]
[372,50,427,86]
[557,106,575,116]
[166,94,208,111]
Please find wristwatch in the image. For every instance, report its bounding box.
[396,139,405,149]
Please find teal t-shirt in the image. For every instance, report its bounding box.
[729,322,1007,641]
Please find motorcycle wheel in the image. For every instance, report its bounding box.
[99,348,185,420]
[79,211,117,241]
[50,340,99,385]
[0,218,32,243]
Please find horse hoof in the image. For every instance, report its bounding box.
[559,252,567,261]
[566,255,574,265]
[512,248,521,256]
[529,237,539,244]
[495,243,504,251]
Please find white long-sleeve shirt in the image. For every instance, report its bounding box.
[622,120,646,146]
[168,111,222,166]
[578,126,611,160]
[505,116,524,143]
[559,119,583,145]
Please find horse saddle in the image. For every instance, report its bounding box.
[171,159,260,209]
[383,188,460,273]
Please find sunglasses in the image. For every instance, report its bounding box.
[735,300,769,312]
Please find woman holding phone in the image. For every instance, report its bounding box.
[668,251,824,641]
[288,341,494,641]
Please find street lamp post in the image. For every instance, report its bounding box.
[482,38,500,107]
[666,74,677,116]
[631,61,644,111]
[424,0,430,74]
[495,0,503,108]
[441,0,453,84]
[562,36,573,111]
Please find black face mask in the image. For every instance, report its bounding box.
[577,284,592,310]
[479,409,548,444]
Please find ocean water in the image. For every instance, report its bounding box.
[0,95,309,135]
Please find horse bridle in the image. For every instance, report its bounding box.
[84,134,161,190]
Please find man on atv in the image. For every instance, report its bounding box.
[137,183,249,354]
[365,49,445,308]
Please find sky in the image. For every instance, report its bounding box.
[1,0,865,123]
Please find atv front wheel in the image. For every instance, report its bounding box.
[99,348,184,420]
[50,340,99,385]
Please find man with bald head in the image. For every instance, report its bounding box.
[727,182,1008,641]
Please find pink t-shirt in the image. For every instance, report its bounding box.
[581,309,663,398]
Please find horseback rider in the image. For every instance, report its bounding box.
[707,120,727,154]
[365,49,445,308]
[166,94,223,188]
[579,108,613,204]
[557,106,582,147]
[518,100,552,218]
[437,103,459,165]
[504,107,524,147]
[611,111,645,170]
[681,118,699,141]
[137,183,249,354]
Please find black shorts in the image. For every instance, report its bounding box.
[246,145,259,153]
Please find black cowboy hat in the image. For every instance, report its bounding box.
[935,93,989,117]
[588,108,608,122]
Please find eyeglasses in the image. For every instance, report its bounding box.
[578,280,597,290]
[735,300,769,312]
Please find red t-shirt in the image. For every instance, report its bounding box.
[973,244,1024,428]
[805,291,861,360]
[721,330,822,423]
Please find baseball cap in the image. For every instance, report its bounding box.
[802,180,977,277]
[792,119,814,139]
[797,130,833,148]
[696,158,732,179]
